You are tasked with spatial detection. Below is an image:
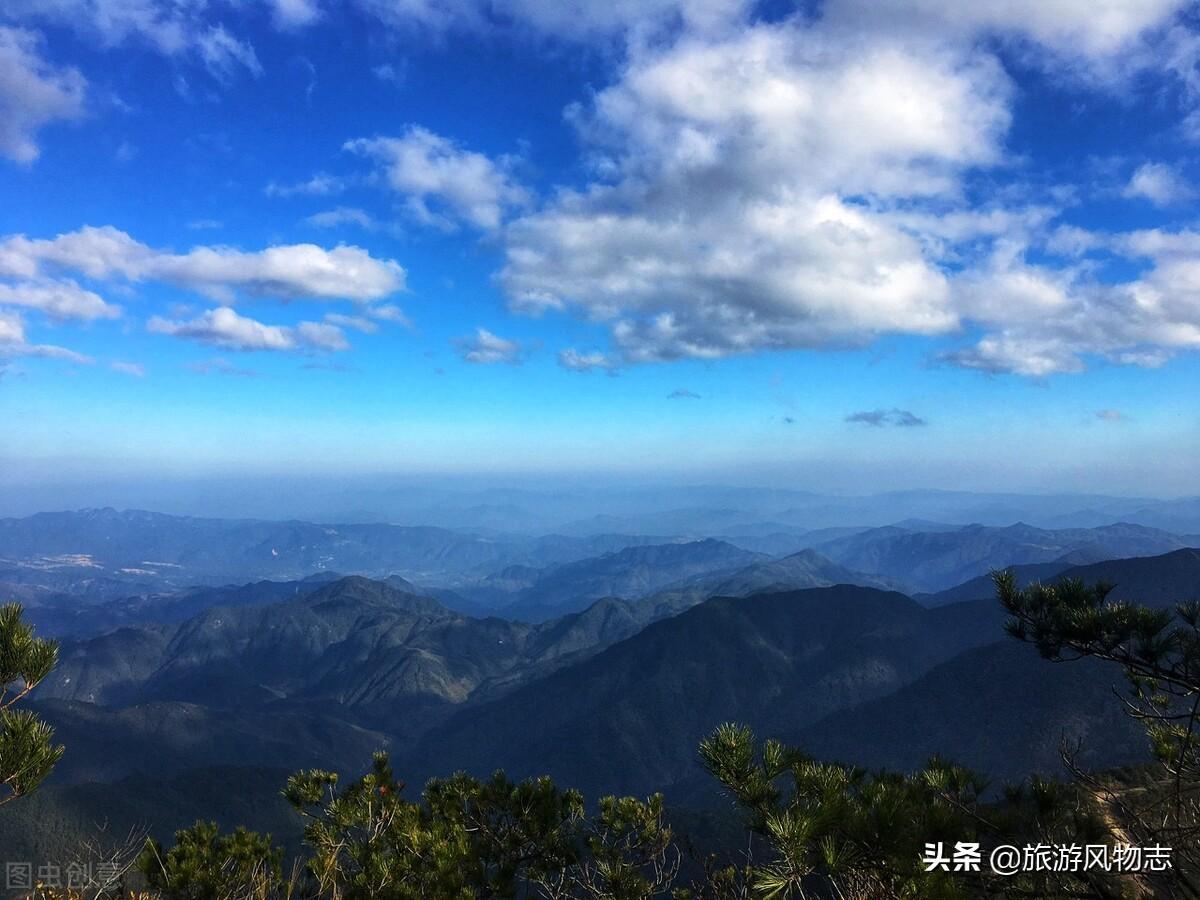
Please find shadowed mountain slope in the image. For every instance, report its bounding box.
[413,586,1006,799]
[791,640,1147,782]
[925,547,1200,608]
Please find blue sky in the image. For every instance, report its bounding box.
[2,0,1200,498]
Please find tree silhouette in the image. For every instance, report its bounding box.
[0,602,63,807]
[999,570,1200,897]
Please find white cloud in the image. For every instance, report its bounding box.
[305,207,377,229]
[0,279,119,320]
[195,25,262,83]
[294,320,350,351]
[491,6,1200,376]
[940,334,1087,377]
[110,360,145,376]
[558,348,616,372]
[0,225,406,302]
[823,0,1188,59]
[1122,162,1194,206]
[0,310,92,363]
[265,173,351,198]
[351,0,751,39]
[346,128,528,230]
[934,227,1200,375]
[148,306,350,352]
[1096,408,1125,422]
[324,312,377,333]
[454,327,523,364]
[372,62,404,86]
[0,26,86,163]
[365,303,412,328]
[2,1,263,83]
[268,0,321,30]
[499,21,1009,361]
[1,0,191,52]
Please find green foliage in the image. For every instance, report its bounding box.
[698,723,1116,900]
[282,751,679,899]
[998,569,1200,892]
[138,819,284,899]
[0,602,64,806]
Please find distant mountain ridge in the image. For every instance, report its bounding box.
[927,547,1200,607]
[486,539,765,621]
[814,521,1196,592]
[0,508,678,587]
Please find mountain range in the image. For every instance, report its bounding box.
[6,507,1200,864]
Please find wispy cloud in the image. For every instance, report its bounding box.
[149,307,349,353]
[558,348,616,373]
[187,357,258,377]
[109,360,145,377]
[454,328,523,364]
[265,173,352,198]
[0,26,87,164]
[667,388,701,400]
[845,408,927,427]
[0,309,92,363]
[304,207,377,230]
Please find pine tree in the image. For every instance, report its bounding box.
[0,602,64,807]
[139,820,285,899]
[998,570,1200,896]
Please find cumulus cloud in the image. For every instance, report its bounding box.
[934,226,1200,375]
[148,306,350,352]
[500,22,1008,361]
[484,2,1200,376]
[0,225,405,302]
[667,388,701,399]
[845,408,927,427]
[346,128,528,230]
[1123,162,1194,206]
[557,348,616,372]
[0,26,86,163]
[454,327,523,364]
[110,360,145,376]
[0,279,119,320]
